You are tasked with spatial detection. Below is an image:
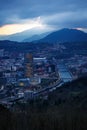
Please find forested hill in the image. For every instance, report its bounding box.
[0,76,87,130]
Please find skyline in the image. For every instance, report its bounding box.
[0,0,87,35]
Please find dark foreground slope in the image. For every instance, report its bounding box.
[0,76,87,130]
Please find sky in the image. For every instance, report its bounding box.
[0,0,87,35]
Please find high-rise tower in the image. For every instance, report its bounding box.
[25,53,33,78]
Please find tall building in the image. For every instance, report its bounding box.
[0,49,4,57]
[25,53,33,78]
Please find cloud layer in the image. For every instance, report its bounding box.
[0,0,87,34]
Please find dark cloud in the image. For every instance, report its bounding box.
[0,0,87,29]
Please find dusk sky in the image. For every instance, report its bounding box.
[0,0,87,35]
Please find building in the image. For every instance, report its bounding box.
[33,57,47,63]
[18,78,30,87]
[29,76,41,85]
[0,49,4,57]
[25,53,33,78]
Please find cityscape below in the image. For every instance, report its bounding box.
[0,39,87,108]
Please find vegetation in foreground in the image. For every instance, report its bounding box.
[0,76,87,130]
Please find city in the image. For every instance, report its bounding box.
[0,43,87,108]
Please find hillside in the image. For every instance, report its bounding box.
[0,76,87,130]
[39,28,87,43]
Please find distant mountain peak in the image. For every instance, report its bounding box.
[39,28,87,43]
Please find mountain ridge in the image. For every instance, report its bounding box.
[0,27,52,42]
[0,28,87,43]
[38,28,87,43]
[23,32,50,42]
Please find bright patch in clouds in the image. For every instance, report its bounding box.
[75,28,87,33]
[0,17,45,35]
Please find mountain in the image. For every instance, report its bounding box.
[39,28,87,43]
[0,27,51,42]
[0,28,87,43]
[23,32,50,42]
[1,28,86,43]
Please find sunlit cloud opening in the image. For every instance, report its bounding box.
[75,28,87,33]
[0,17,46,35]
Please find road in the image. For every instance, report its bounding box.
[33,79,63,97]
